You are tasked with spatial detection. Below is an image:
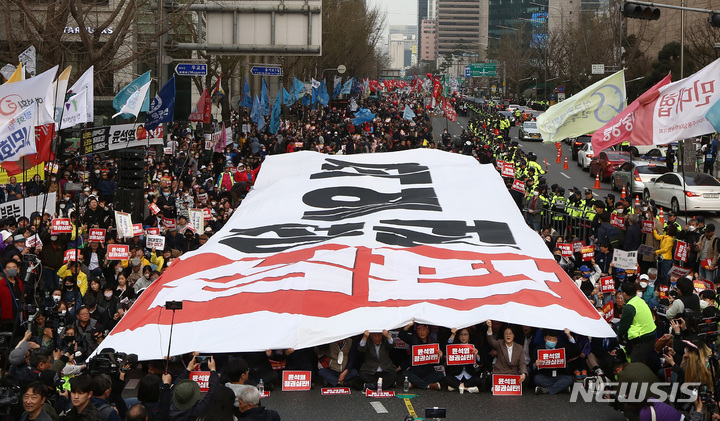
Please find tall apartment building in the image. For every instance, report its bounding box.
[388,25,418,70]
[436,0,487,58]
[420,19,437,62]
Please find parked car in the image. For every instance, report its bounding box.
[577,143,594,170]
[638,148,666,162]
[589,151,632,181]
[571,135,592,160]
[643,172,720,213]
[611,161,669,196]
[519,121,542,141]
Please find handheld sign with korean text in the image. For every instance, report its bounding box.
[600,276,614,294]
[107,244,130,260]
[492,375,522,396]
[146,235,166,250]
[581,246,595,261]
[88,228,106,243]
[52,218,72,234]
[446,344,475,365]
[190,371,210,392]
[412,344,440,366]
[537,348,566,369]
[282,371,311,391]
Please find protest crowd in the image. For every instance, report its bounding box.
[0,86,719,421]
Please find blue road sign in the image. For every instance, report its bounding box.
[251,66,283,77]
[464,66,471,78]
[175,64,207,76]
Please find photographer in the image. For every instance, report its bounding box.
[89,374,120,421]
[666,277,701,320]
[169,353,219,421]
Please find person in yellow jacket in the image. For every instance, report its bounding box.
[617,282,656,365]
[57,261,88,296]
[654,224,678,285]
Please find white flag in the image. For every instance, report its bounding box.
[112,79,151,118]
[67,66,94,124]
[0,105,36,162]
[18,46,36,77]
[51,66,72,127]
[0,64,16,81]
[0,65,58,126]
[311,78,321,89]
[60,89,87,129]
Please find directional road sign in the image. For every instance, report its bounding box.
[251,66,283,77]
[468,63,497,77]
[464,66,471,78]
[175,63,207,76]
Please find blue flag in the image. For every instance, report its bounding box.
[352,108,375,125]
[260,79,270,116]
[706,97,720,133]
[270,88,283,134]
[311,83,318,105]
[403,104,416,121]
[292,77,305,101]
[302,95,312,106]
[333,77,342,100]
[240,77,252,108]
[113,71,151,119]
[341,78,353,95]
[318,80,329,107]
[283,87,293,106]
[144,76,176,131]
[251,95,265,132]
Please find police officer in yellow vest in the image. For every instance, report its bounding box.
[617,282,656,365]
[664,211,683,234]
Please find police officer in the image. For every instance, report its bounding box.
[550,187,567,233]
[617,282,656,365]
[664,211,683,234]
[526,153,546,175]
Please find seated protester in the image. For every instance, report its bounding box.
[398,322,444,390]
[63,375,104,420]
[169,354,220,421]
[485,321,527,383]
[84,295,109,332]
[666,276,700,320]
[444,327,484,393]
[355,330,398,391]
[575,262,602,298]
[241,351,280,391]
[61,277,83,316]
[133,266,153,294]
[85,278,104,308]
[115,273,136,302]
[589,336,620,377]
[20,381,52,421]
[59,326,88,363]
[90,374,121,421]
[194,385,236,421]
[237,386,280,421]
[82,242,106,278]
[316,338,358,387]
[57,262,87,296]
[532,329,578,395]
[74,306,99,355]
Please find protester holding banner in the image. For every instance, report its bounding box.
[398,322,444,390]
[356,330,397,392]
[485,321,528,384]
[444,327,485,393]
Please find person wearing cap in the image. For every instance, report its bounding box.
[549,187,567,231]
[576,261,602,296]
[637,275,658,308]
[57,261,88,296]
[617,282,656,365]
[169,353,220,421]
[664,211,682,236]
[604,193,615,210]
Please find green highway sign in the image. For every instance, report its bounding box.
[468,63,497,77]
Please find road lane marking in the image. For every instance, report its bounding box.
[560,172,570,179]
[370,401,388,414]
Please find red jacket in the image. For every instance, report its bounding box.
[0,277,22,322]
[233,167,261,191]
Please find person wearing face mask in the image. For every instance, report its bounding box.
[157,187,177,219]
[0,259,24,333]
[684,219,702,269]
[61,277,83,316]
[524,187,545,232]
[25,174,46,196]
[532,329,578,395]
[696,223,719,285]
[575,262,601,298]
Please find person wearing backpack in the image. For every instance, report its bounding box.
[90,374,121,421]
[595,214,621,249]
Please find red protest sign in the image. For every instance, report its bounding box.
[603,301,614,322]
[190,371,211,392]
[146,227,160,236]
[492,375,522,396]
[132,223,143,237]
[581,246,595,261]
[446,344,475,365]
[162,217,176,229]
[412,344,440,366]
[557,243,573,257]
[511,179,525,194]
[658,284,669,299]
[674,241,688,262]
[389,331,409,349]
[641,220,654,234]
[701,258,713,270]
[25,234,41,248]
[694,279,707,294]
[88,228,106,243]
[501,163,515,178]
[149,203,161,215]
[497,160,505,171]
[321,387,351,396]
[282,371,312,391]
[365,390,395,398]
[600,276,614,294]
[203,208,212,220]
[572,240,585,253]
[107,244,130,260]
[537,348,566,369]
[668,265,691,278]
[51,218,72,234]
[63,249,80,263]
[610,213,626,229]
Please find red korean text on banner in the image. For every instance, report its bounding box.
[537,348,566,369]
[190,371,210,393]
[694,280,707,294]
[446,344,475,365]
[132,223,143,237]
[282,371,312,391]
[149,203,161,215]
[162,217,176,229]
[674,241,688,262]
[668,265,691,278]
[25,235,41,248]
[63,249,80,263]
[51,218,72,234]
[107,244,130,260]
[492,375,522,396]
[88,228,106,243]
[365,390,395,398]
[572,240,585,253]
[146,228,160,236]
[557,243,573,257]
[600,276,615,294]
[641,220,654,234]
[511,179,525,194]
[321,388,351,396]
[203,208,212,220]
[412,344,440,366]
[497,160,506,171]
[501,163,515,178]
[610,214,626,229]
[701,258,714,270]
[603,302,614,322]
[581,246,595,261]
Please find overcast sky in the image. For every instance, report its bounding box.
[367,0,418,50]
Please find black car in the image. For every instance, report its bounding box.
[571,135,592,160]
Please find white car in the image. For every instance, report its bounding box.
[519,121,542,141]
[643,172,720,213]
[577,143,594,170]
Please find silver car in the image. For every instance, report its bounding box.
[611,161,669,197]
[519,121,542,141]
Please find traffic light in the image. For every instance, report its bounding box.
[709,13,720,27]
[621,2,660,20]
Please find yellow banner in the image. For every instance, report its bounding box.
[538,71,626,143]
[0,163,45,184]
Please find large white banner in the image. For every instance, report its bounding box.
[0,65,57,126]
[99,150,614,360]
[0,192,55,220]
[652,58,720,144]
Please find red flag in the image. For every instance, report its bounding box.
[591,74,671,154]
[443,97,457,122]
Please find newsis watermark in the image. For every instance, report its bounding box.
[570,381,702,403]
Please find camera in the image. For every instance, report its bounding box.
[87,348,138,376]
[424,408,446,419]
[22,253,37,262]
